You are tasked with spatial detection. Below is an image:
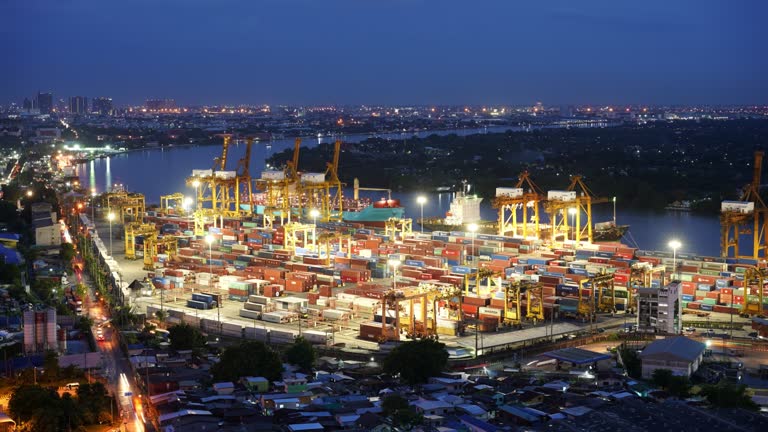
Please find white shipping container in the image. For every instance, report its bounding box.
[192,169,213,177]
[301,172,326,184]
[322,309,350,321]
[496,187,523,198]
[547,190,577,202]
[261,170,285,180]
[721,201,754,213]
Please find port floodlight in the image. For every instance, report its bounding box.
[205,234,215,245]
[107,212,115,221]
[668,240,682,250]
[705,339,712,348]
[310,209,320,218]
[568,207,578,215]
[26,190,33,197]
[468,223,479,233]
[417,196,427,205]
[192,180,200,188]
[388,259,401,267]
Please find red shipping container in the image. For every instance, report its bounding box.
[461,304,479,315]
[687,302,701,309]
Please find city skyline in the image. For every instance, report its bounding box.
[4,0,767,106]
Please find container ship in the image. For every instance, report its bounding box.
[341,198,405,227]
[420,193,629,241]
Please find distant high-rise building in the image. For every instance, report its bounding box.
[560,105,574,118]
[91,97,113,115]
[22,98,32,111]
[23,307,58,353]
[145,99,176,111]
[69,96,88,115]
[36,92,53,114]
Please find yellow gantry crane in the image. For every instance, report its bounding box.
[525,282,545,323]
[741,266,766,317]
[385,217,413,242]
[629,263,666,314]
[124,222,158,260]
[143,235,178,271]
[257,138,303,228]
[721,150,768,259]
[104,191,145,223]
[317,231,352,266]
[236,137,255,216]
[302,140,345,222]
[160,193,185,213]
[493,171,544,239]
[545,176,610,244]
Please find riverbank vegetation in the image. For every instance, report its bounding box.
[268,119,768,213]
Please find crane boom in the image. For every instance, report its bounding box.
[353,178,391,200]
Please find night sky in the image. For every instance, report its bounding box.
[3,0,766,106]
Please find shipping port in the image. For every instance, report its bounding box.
[69,139,768,359]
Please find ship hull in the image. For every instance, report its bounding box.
[421,218,629,241]
[341,205,405,227]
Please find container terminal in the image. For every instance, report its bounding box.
[61,138,768,357]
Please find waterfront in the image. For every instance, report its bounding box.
[78,127,722,257]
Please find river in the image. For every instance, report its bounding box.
[77,126,723,257]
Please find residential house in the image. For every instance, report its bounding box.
[639,336,706,378]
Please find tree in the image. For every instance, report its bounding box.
[383,338,449,385]
[168,323,206,351]
[382,394,422,429]
[284,337,316,370]
[651,368,673,388]
[60,243,76,266]
[77,382,113,424]
[700,382,758,410]
[42,350,60,383]
[8,384,63,431]
[211,341,283,382]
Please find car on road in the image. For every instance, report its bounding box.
[685,327,696,332]
[97,334,105,342]
[749,331,758,339]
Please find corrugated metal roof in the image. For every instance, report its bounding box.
[639,336,705,362]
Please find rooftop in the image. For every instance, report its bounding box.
[639,336,705,362]
[542,347,612,365]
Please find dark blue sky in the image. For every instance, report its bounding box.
[3,0,766,106]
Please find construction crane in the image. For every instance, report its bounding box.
[124,222,158,260]
[545,176,610,244]
[721,151,768,259]
[741,266,766,317]
[493,171,544,239]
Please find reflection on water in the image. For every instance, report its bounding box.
[79,127,722,256]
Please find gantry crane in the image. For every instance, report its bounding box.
[281,222,315,251]
[353,178,392,201]
[143,235,178,271]
[426,284,463,336]
[471,268,503,297]
[503,280,527,325]
[545,176,610,244]
[303,139,344,222]
[721,151,768,259]
[104,191,145,223]
[124,222,158,260]
[593,273,618,313]
[235,137,255,216]
[213,133,232,171]
[629,263,666,314]
[525,282,545,323]
[160,193,185,213]
[186,134,241,216]
[256,138,303,228]
[741,266,766,317]
[577,278,596,320]
[317,231,352,266]
[493,171,544,239]
[385,217,413,242]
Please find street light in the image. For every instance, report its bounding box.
[468,223,478,265]
[183,196,193,213]
[107,212,115,256]
[568,208,577,241]
[192,180,200,210]
[612,196,617,225]
[91,189,97,222]
[417,196,427,234]
[387,259,401,290]
[205,234,220,335]
[26,190,33,198]
[310,209,320,250]
[668,239,682,333]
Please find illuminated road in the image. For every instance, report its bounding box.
[84,273,146,432]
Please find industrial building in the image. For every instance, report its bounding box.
[23,307,58,353]
[639,336,706,379]
[636,283,680,334]
[31,202,61,247]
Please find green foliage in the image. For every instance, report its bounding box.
[60,242,76,266]
[619,346,642,378]
[700,381,758,410]
[42,350,60,383]
[76,382,114,424]
[211,341,283,382]
[383,338,449,385]
[652,368,673,388]
[382,394,423,429]
[284,337,316,370]
[652,368,691,397]
[168,322,206,351]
